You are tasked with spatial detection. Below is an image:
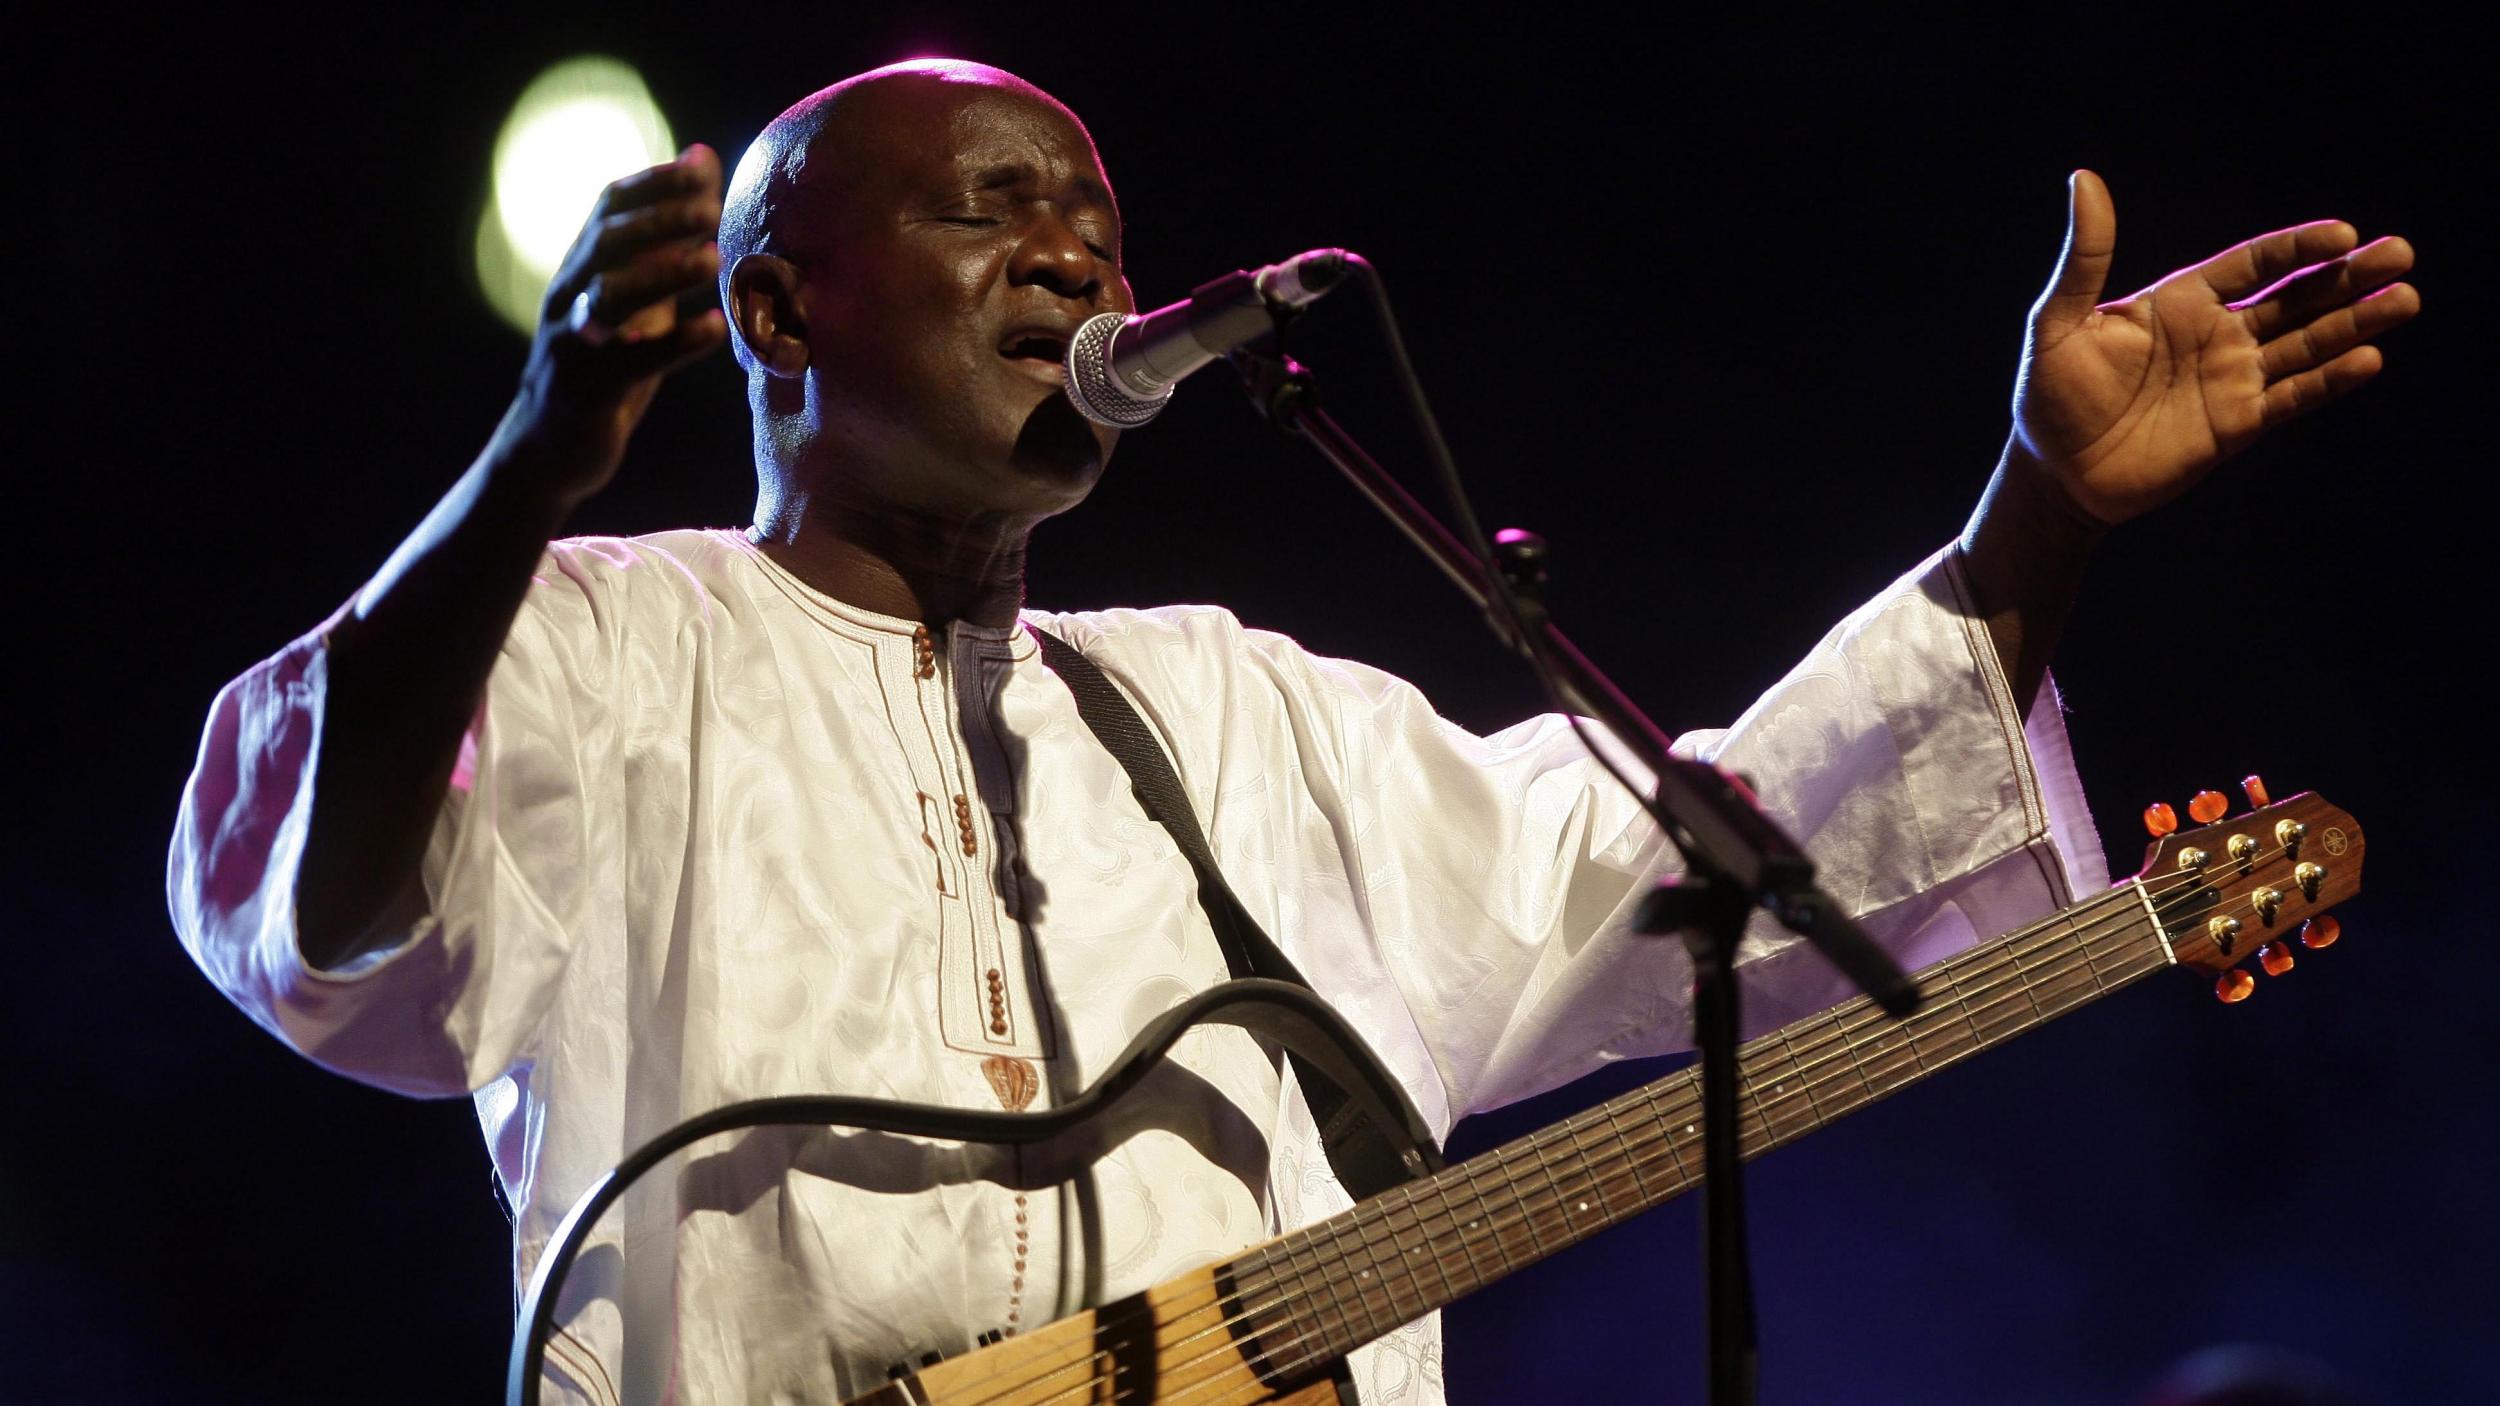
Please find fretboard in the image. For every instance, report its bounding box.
[1221,878,2178,1379]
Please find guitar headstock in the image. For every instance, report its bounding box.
[2135,777,2364,1001]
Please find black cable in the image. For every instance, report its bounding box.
[1340,256,1683,841]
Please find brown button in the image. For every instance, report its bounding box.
[990,1019,1008,1035]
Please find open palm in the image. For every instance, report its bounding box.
[2013,170,2418,524]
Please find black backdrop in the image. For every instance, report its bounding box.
[17,6,2494,1403]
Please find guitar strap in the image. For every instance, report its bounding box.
[1029,625,1422,1201]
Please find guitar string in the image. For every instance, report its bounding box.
[904,851,2294,1406]
[910,853,2292,1406]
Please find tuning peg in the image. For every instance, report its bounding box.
[2188,790,2231,825]
[2258,941,2296,976]
[2144,802,2179,838]
[2215,968,2256,1003]
[2241,774,2271,808]
[2300,915,2341,950]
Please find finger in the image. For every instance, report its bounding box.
[2258,281,2421,380]
[588,144,722,220]
[607,308,728,382]
[584,242,721,329]
[582,195,723,270]
[545,199,717,310]
[2033,169,2117,334]
[2239,235,2416,340]
[2260,344,2383,428]
[2193,218,2358,302]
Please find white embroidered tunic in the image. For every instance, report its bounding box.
[169,528,2103,1404]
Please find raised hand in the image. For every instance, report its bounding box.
[295,149,730,969]
[509,144,729,506]
[2010,170,2418,524]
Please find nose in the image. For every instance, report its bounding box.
[1007,212,1105,302]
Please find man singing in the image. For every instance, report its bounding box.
[168,59,2416,1404]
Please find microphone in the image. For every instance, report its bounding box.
[1063,248,1350,428]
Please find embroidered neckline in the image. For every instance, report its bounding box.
[719,528,1034,655]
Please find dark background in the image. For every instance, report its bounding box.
[17,6,2494,1403]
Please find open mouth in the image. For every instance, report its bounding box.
[999,331,1071,365]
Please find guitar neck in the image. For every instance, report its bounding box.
[1221,879,2178,1372]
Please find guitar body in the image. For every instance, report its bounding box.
[845,1265,1350,1406]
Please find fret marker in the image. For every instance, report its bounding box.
[1685,1124,1695,1135]
[1577,1201,1589,1213]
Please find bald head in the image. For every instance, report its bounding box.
[719,60,1105,369]
[718,58,1132,533]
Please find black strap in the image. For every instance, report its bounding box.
[1029,626,1422,1200]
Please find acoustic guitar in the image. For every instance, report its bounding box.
[835,785,2363,1406]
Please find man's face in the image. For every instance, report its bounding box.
[793,79,1133,522]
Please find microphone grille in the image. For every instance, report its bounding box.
[1063,312,1172,429]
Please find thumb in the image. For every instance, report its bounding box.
[2034,169,2117,333]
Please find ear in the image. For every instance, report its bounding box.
[728,253,811,379]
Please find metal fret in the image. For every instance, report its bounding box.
[1482,1129,1552,1261]
[1565,1122,1615,1224]
[1772,1024,1830,1133]
[1597,1099,1651,1204]
[1896,1004,1936,1077]
[1527,1130,1584,1244]
[1454,1154,1518,1277]
[1735,1071,1779,1155]
[1350,1191,1411,1335]
[1829,1009,1883,1108]
[2063,907,2110,995]
[2000,933,2052,1025]
[1937,961,1992,1055]
[1642,1082,1700,1199]
[1424,1165,1493,1296]
[1388,1180,1461,1313]
[1294,1225,1367,1360]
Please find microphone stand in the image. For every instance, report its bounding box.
[1225,333,1921,1406]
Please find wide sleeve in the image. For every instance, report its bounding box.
[1241,543,2107,1122]
[166,548,620,1097]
